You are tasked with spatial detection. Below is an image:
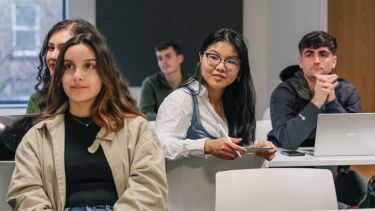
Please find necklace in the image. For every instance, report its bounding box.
[70,115,93,127]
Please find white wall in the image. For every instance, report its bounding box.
[244,0,327,119]
[66,0,327,118]
[65,0,96,26]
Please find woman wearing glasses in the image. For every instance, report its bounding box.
[155,28,276,161]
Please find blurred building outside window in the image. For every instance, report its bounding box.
[0,0,63,103]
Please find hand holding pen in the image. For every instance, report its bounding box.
[203,124,247,160]
[218,124,242,158]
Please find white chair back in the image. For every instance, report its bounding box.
[0,161,15,211]
[216,168,338,211]
[166,154,265,211]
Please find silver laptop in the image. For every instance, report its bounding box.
[314,113,375,156]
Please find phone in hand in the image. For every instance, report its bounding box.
[281,150,305,156]
[245,146,276,153]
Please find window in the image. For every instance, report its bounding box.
[12,4,40,57]
[0,0,63,102]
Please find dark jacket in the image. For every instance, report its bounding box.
[139,71,190,120]
[267,65,361,150]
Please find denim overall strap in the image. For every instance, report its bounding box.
[184,86,216,140]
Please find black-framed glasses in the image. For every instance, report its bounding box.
[203,51,241,70]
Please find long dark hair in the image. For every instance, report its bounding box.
[44,33,143,134]
[35,19,100,111]
[189,28,256,145]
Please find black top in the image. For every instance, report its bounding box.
[64,112,117,207]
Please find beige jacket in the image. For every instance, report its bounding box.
[7,113,168,211]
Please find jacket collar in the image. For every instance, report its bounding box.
[285,70,312,100]
[183,80,208,97]
[159,71,190,88]
[35,103,115,141]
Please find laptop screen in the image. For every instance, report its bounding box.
[314,113,375,156]
[0,114,40,161]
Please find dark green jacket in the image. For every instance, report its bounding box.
[139,72,190,120]
[26,92,42,114]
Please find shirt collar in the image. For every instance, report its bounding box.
[186,80,208,97]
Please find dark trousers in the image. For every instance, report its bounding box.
[335,166,368,206]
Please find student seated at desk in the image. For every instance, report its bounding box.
[139,41,190,121]
[155,28,276,161]
[7,33,167,211]
[267,31,366,207]
[26,19,108,114]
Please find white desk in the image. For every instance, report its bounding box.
[317,209,375,211]
[166,153,265,211]
[268,148,375,167]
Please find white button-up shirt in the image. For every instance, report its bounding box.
[155,81,228,160]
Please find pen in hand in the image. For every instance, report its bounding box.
[218,124,242,158]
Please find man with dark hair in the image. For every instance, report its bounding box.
[267,31,366,207]
[268,31,359,149]
[139,41,190,120]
